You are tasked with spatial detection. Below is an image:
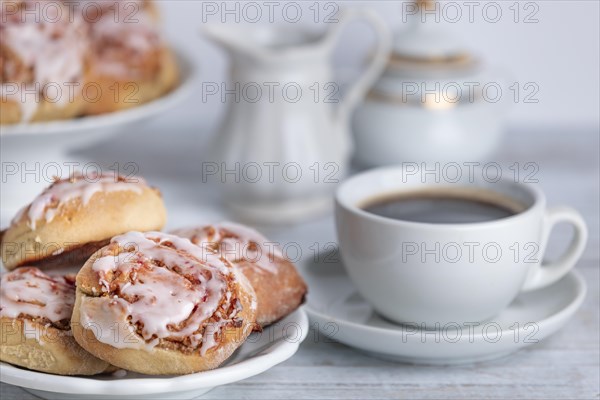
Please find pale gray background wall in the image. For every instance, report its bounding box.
[156,0,599,129]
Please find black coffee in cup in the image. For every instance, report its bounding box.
[361,188,524,224]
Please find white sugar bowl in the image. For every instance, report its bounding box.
[353,16,510,166]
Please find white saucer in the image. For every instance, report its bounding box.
[302,255,586,365]
[0,309,308,400]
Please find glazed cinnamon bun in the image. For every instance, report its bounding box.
[83,0,179,115]
[0,0,89,124]
[72,231,257,375]
[0,267,112,375]
[1,172,166,270]
[0,0,178,124]
[172,222,307,327]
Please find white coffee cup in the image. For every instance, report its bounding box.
[335,166,588,327]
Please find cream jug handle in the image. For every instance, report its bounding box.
[326,8,392,123]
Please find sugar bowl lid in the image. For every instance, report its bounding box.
[388,0,478,72]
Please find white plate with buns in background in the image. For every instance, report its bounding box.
[0,49,196,216]
[0,49,195,139]
[0,0,194,137]
[0,0,198,214]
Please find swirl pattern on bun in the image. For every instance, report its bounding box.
[172,222,307,328]
[0,267,112,375]
[72,231,257,375]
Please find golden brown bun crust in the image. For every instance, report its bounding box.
[1,187,166,270]
[0,317,112,375]
[237,258,307,327]
[171,224,308,327]
[0,95,88,125]
[84,48,179,116]
[0,48,178,124]
[72,247,257,375]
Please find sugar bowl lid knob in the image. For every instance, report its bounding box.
[391,0,474,66]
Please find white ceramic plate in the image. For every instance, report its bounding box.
[0,49,197,213]
[302,255,586,365]
[0,49,196,139]
[0,308,308,400]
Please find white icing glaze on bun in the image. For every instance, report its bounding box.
[0,267,75,323]
[0,1,88,121]
[12,172,147,230]
[79,231,244,354]
[172,222,283,273]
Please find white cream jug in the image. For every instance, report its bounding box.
[203,9,391,223]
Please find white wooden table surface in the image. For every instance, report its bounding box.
[1,125,598,399]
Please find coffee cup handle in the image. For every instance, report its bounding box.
[521,206,588,292]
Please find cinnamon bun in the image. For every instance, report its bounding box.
[83,0,179,115]
[0,267,112,375]
[0,0,89,124]
[1,172,166,270]
[172,222,307,327]
[72,231,257,375]
[0,0,178,124]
